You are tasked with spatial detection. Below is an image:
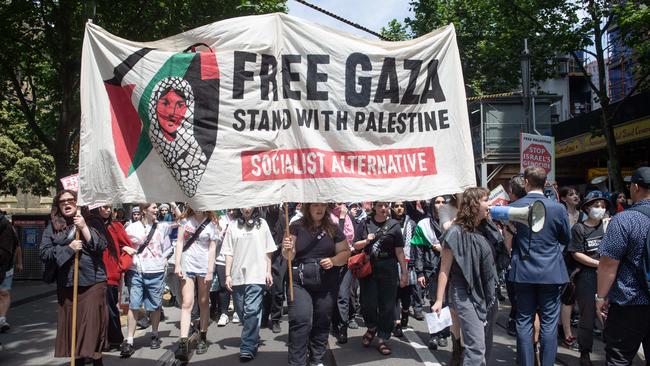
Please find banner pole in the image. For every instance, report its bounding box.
[70,229,80,366]
[284,203,294,303]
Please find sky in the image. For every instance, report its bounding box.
[287,0,414,40]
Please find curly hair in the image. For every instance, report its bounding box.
[298,203,337,238]
[455,187,490,232]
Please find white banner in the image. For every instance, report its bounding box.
[79,13,475,209]
[520,133,555,182]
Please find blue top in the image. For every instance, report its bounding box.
[599,199,650,305]
[507,192,571,284]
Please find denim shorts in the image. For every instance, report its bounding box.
[125,270,165,311]
[184,271,207,279]
[0,272,13,291]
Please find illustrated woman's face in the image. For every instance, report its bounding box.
[156,89,187,141]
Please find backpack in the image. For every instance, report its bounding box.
[631,206,650,292]
[0,213,18,283]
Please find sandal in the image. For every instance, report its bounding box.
[362,328,377,347]
[377,341,392,355]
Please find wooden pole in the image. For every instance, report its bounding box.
[70,229,80,366]
[284,203,294,303]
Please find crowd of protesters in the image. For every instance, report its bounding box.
[0,166,642,365]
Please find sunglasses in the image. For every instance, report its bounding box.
[58,198,77,205]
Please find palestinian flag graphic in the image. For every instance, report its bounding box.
[103,47,220,197]
[410,218,439,248]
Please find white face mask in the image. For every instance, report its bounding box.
[588,207,606,220]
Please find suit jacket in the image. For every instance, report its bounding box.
[507,192,571,284]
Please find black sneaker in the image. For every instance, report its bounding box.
[401,310,410,328]
[414,310,424,321]
[579,351,593,366]
[240,352,254,362]
[136,316,150,329]
[175,338,190,362]
[393,324,404,338]
[428,335,438,350]
[271,321,281,334]
[150,335,161,349]
[337,325,348,344]
[437,336,448,348]
[196,331,208,354]
[119,341,135,358]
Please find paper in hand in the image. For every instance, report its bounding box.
[425,307,453,334]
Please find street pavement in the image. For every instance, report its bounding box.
[0,281,647,365]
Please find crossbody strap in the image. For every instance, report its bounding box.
[137,222,158,254]
[183,218,212,252]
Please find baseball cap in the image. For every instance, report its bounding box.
[131,206,141,214]
[631,167,650,189]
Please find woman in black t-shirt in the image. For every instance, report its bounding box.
[282,203,350,366]
[353,201,408,356]
[567,190,609,365]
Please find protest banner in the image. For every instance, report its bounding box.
[79,14,475,209]
[520,133,555,182]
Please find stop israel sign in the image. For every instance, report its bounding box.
[520,133,555,181]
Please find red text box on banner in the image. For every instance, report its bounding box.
[241,147,437,181]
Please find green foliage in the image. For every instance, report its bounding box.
[380,19,410,41]
[615,2,650,91]
[0,0,287,192]
[403,0,582,96]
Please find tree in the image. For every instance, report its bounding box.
[398,0,649,191]
[380,19,410,41]
[0,0,287,191]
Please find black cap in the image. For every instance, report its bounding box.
[631,167,650,189]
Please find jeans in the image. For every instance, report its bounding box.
[232,284,265,356]
[288,283,337,366]
[360,258,398,340]
[333,266,359,328]
[514,283,563,366]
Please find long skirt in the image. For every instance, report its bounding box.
[55,281,108,359]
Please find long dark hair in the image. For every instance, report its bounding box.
[83,206,116,260]
[298,203,337,238]
[89,206,118,260]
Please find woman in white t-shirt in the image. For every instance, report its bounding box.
[173,208,220,361]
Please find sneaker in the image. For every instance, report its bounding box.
[563,336,579,351]
[428,335,438,350]
[150,335,161,349]
[119,341,135,358]
[579,351,593,366]
[393,324,404,338]
[271,321,281,334]
[136,316,150,329]
[232,312,240,324]
[240,352,254,362]
[196,331,208,355]
[507,317,517,337]
[217,313,230,327]
[0,320,10,333]
[401,310,410,328]
[413,310,424,321]
[337,325,348,344]
[310,363,325,366]
[175,338,190,362]
[348,319,359,329]
[437,336,448,348]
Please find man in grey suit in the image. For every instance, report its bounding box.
[505,166,571,366]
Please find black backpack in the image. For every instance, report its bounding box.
[0,213,18,283]
[631,206,650,292]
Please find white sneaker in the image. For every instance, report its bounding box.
[232,312,240,324]
[217,313,230,327]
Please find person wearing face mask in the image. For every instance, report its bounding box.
[566,191,609,365]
